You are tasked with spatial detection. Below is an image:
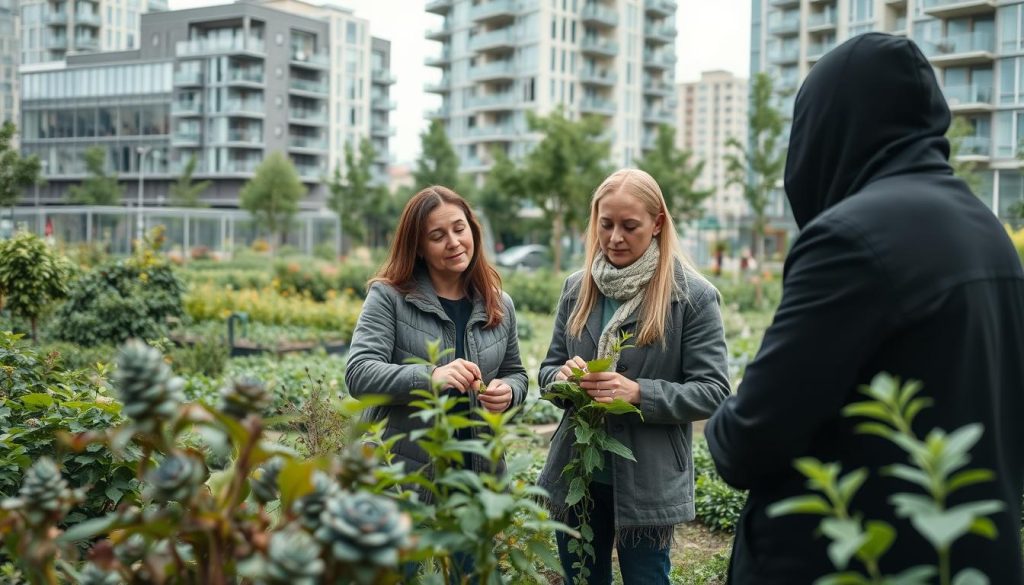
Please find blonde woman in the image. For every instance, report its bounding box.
[537,169,731,584]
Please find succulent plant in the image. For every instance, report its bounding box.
[113,340,185,430]
[314,491,411,572]
[337,443,378,490]
[2,457,74,526]
[115,533,149,567]
[264,529,324,585]
[78,563,122,585]
[293,471,337,533]
[220,376,271,419]
[145,452,207,504]
[251,457,284,505]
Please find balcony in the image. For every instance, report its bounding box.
[470,60,517,81]
[769,0,800,6]
[768,13,800,36]
[74,12,100,26]
[372,69,397,84]
[371,125,396,138]
[643,50,675,69]
[296,163,323,180]
[171,131,201,146]
[45,36,68,49]
[921,0,996,19]
[289,78,328,95]
[426,0,453,15]
[957,135,990,158]
[224,99,265,117]
[74,36,99,50]
[171,101,202,116]
[174,70,203,86]
[643,107,673,124]
[924,31,995,67]
[229,69,265,85]
[581,37,618,57]
[582,3,618,27]
[289,135,327,151]
[645,24,676,44]
[467,124,517,140]
[224,129,262,146]
[643,78,671,95]
[221,160,260,174]
[644,0,676,17]
[580,97,616,115]
[807,9,837,30]
[470,28,516,52]
[768,45,800,64]
[46,11,67,24]
[372,99,397,111]
[471,0,516,24]
[888,16,908,34]
[807,40,837,62]
[426,26,452,41]
[288,108,327,125]
[580,67,617,86]
[425,78,450,94]
[176,36,264,57]
[290,50,328,69]
[944,83,995,113]
[466,92,518,111]
[425,50,451,67]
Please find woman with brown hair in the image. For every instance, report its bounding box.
[345,184,527,471]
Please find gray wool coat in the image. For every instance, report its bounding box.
[538,268,731,532]
[344,271,528,475]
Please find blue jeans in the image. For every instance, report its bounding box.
[555,482,671,585]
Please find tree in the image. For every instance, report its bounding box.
[636,124,713,224]
[67,146,123,205]
[413,119,461,190]
[947,116,983,196]
[476,147,527,250]
[170,155,211,207]
[521,107,611,272]
[240,151,305,252]
[725,72,787,273]
[0,122,42,211]
[327,138,390,251]
[0,231,72,341]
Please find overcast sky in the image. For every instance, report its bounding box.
[168,0,751,164]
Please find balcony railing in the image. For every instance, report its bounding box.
[176,36,265,56]
[580,67,617,85]
[808,9,837,28]
[925,31,995,58]
[581,37,618,56]
[174,71,203,85]
[582,3,618,26]
[958,135,990,156]
[288,108,327,123]
[470,60,517,80]
[470,0,516,22]
[290,50,329,67]
[289,78,328,94]
[944,83,994,105]
[229,69,264,84]
[223,99,264,115]
[466,92,518,109]
[289,135,328,150]
[470,28,516,51]
[580,97,616,114]
[467,124,518,138]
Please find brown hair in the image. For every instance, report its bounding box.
[370,185,505,328]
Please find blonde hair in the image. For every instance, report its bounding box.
[567,168,702,347]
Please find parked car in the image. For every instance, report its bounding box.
[495,244,551,271]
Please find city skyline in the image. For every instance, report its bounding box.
[166,0,752,164]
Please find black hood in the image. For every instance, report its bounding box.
[784,33,954,229]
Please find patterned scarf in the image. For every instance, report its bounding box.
[590,240,660,361]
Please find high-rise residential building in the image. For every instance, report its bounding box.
[19,0,394,207]
[752,0,1023,220]
[425,0,678,176]
[19,0,167,66]
[0,0,17,126]
[676,70,748,224]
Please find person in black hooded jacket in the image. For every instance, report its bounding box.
[705,33,1024,584]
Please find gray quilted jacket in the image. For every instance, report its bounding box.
[344,271,528,475]
[538,267,731,533]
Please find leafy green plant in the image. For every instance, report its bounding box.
[501,269,564,314]
[0,232,73,341]
[0,331,137,524]
[541,332,642,584]
[769,373,1005,585]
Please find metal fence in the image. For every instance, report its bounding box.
[2,205,342,257]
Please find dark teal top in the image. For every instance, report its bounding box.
[592,296,622,485]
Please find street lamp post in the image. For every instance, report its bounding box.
[35,160,47,236]
[136,146,152,245]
